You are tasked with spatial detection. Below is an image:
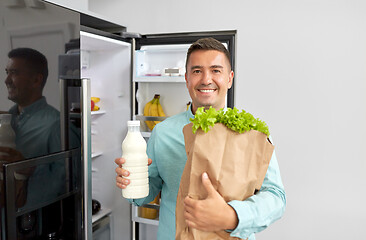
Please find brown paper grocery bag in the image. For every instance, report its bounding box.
[176,123,274,240]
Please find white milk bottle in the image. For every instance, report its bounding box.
[121,120,149,198]
[0,114,16,157]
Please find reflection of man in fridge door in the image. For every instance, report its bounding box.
[115,38,286,240]
[1,48,62,160]
[0,48,79,236]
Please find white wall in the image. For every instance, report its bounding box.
[87,0,366,239]
[46,0,366,239]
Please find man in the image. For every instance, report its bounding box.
[1,48,62,160]
[115,38,286,239]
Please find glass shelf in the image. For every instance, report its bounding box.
[132,205,159,226]
[134,76,185,83]
[91,110,106,115]
[135,115,167,121]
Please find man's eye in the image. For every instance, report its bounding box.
[213,69,221,73]
[193,69,201,73]
[7,70,19,75]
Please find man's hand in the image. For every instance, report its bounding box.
[183,172,238,232]
[0,147,24,162]
[115,157,152,189]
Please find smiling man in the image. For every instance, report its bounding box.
[185,46,234,112]
[115,38,286,240]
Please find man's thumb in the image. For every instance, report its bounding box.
[202,172,215,197]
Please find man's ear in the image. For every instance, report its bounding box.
[185,72,189,88]
[228,70,234,89]
[33,73,44,88]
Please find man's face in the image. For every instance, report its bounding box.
[5,58,38,105]
[185,50,234,113]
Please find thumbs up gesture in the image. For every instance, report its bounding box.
[183,172,238,232]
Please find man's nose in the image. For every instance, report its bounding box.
[5,74,12,85]
[201,71,212,85]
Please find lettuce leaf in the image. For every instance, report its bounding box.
[190,107,270,136]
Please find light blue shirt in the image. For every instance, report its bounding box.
[131,108,286,240]
[9,96,62,159]
[9,97,80,209]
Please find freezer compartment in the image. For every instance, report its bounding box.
[135,44,190,79]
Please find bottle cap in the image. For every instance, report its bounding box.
[127,120,140,127]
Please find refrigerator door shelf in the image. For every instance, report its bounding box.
[92,208,112,224]
[91,110,106,116]
[91,151,103,158]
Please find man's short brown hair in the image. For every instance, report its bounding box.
[185,37,231,71]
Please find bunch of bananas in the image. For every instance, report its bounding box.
[143,94,166,131]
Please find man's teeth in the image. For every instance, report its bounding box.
[199,89,215,93]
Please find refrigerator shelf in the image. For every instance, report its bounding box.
[91,110,106,115]
[132,216,159,226]
[92,207,112,224]
[132,205,159,226]
[141,132,151,138]
[134,76,185,83]
[135,115,168,121]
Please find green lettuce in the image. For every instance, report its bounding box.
[190,107,270,136]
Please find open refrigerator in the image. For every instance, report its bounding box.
[80,27,236,240]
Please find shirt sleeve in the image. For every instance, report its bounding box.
[128,127,163,206]
[227,147,287,239]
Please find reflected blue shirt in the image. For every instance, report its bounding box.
[9,97,62,159]
[131,108,286,240]
[9,97,80,208]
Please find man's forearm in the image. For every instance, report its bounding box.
[223,203,239,230]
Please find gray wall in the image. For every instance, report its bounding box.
[89,1,366,239]
[50,0,366,239]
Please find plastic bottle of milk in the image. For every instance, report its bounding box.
[121,120,149,199]
[0,114,16,157]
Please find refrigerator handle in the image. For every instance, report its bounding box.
[81,78,92,239]
[59,79,69,151]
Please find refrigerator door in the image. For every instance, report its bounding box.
[0,1,85,239]
[80,27,132,240]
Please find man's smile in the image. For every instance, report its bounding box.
[198,89,216,93]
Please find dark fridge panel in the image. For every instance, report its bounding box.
[0,1,84,239]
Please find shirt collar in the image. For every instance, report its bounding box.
[186,104,195,121]
[9,97,47,115]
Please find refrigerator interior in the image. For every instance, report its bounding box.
[80,31,132,240]
[79,33,228,239]
[131,44,193,239]
[134,44,192,133]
